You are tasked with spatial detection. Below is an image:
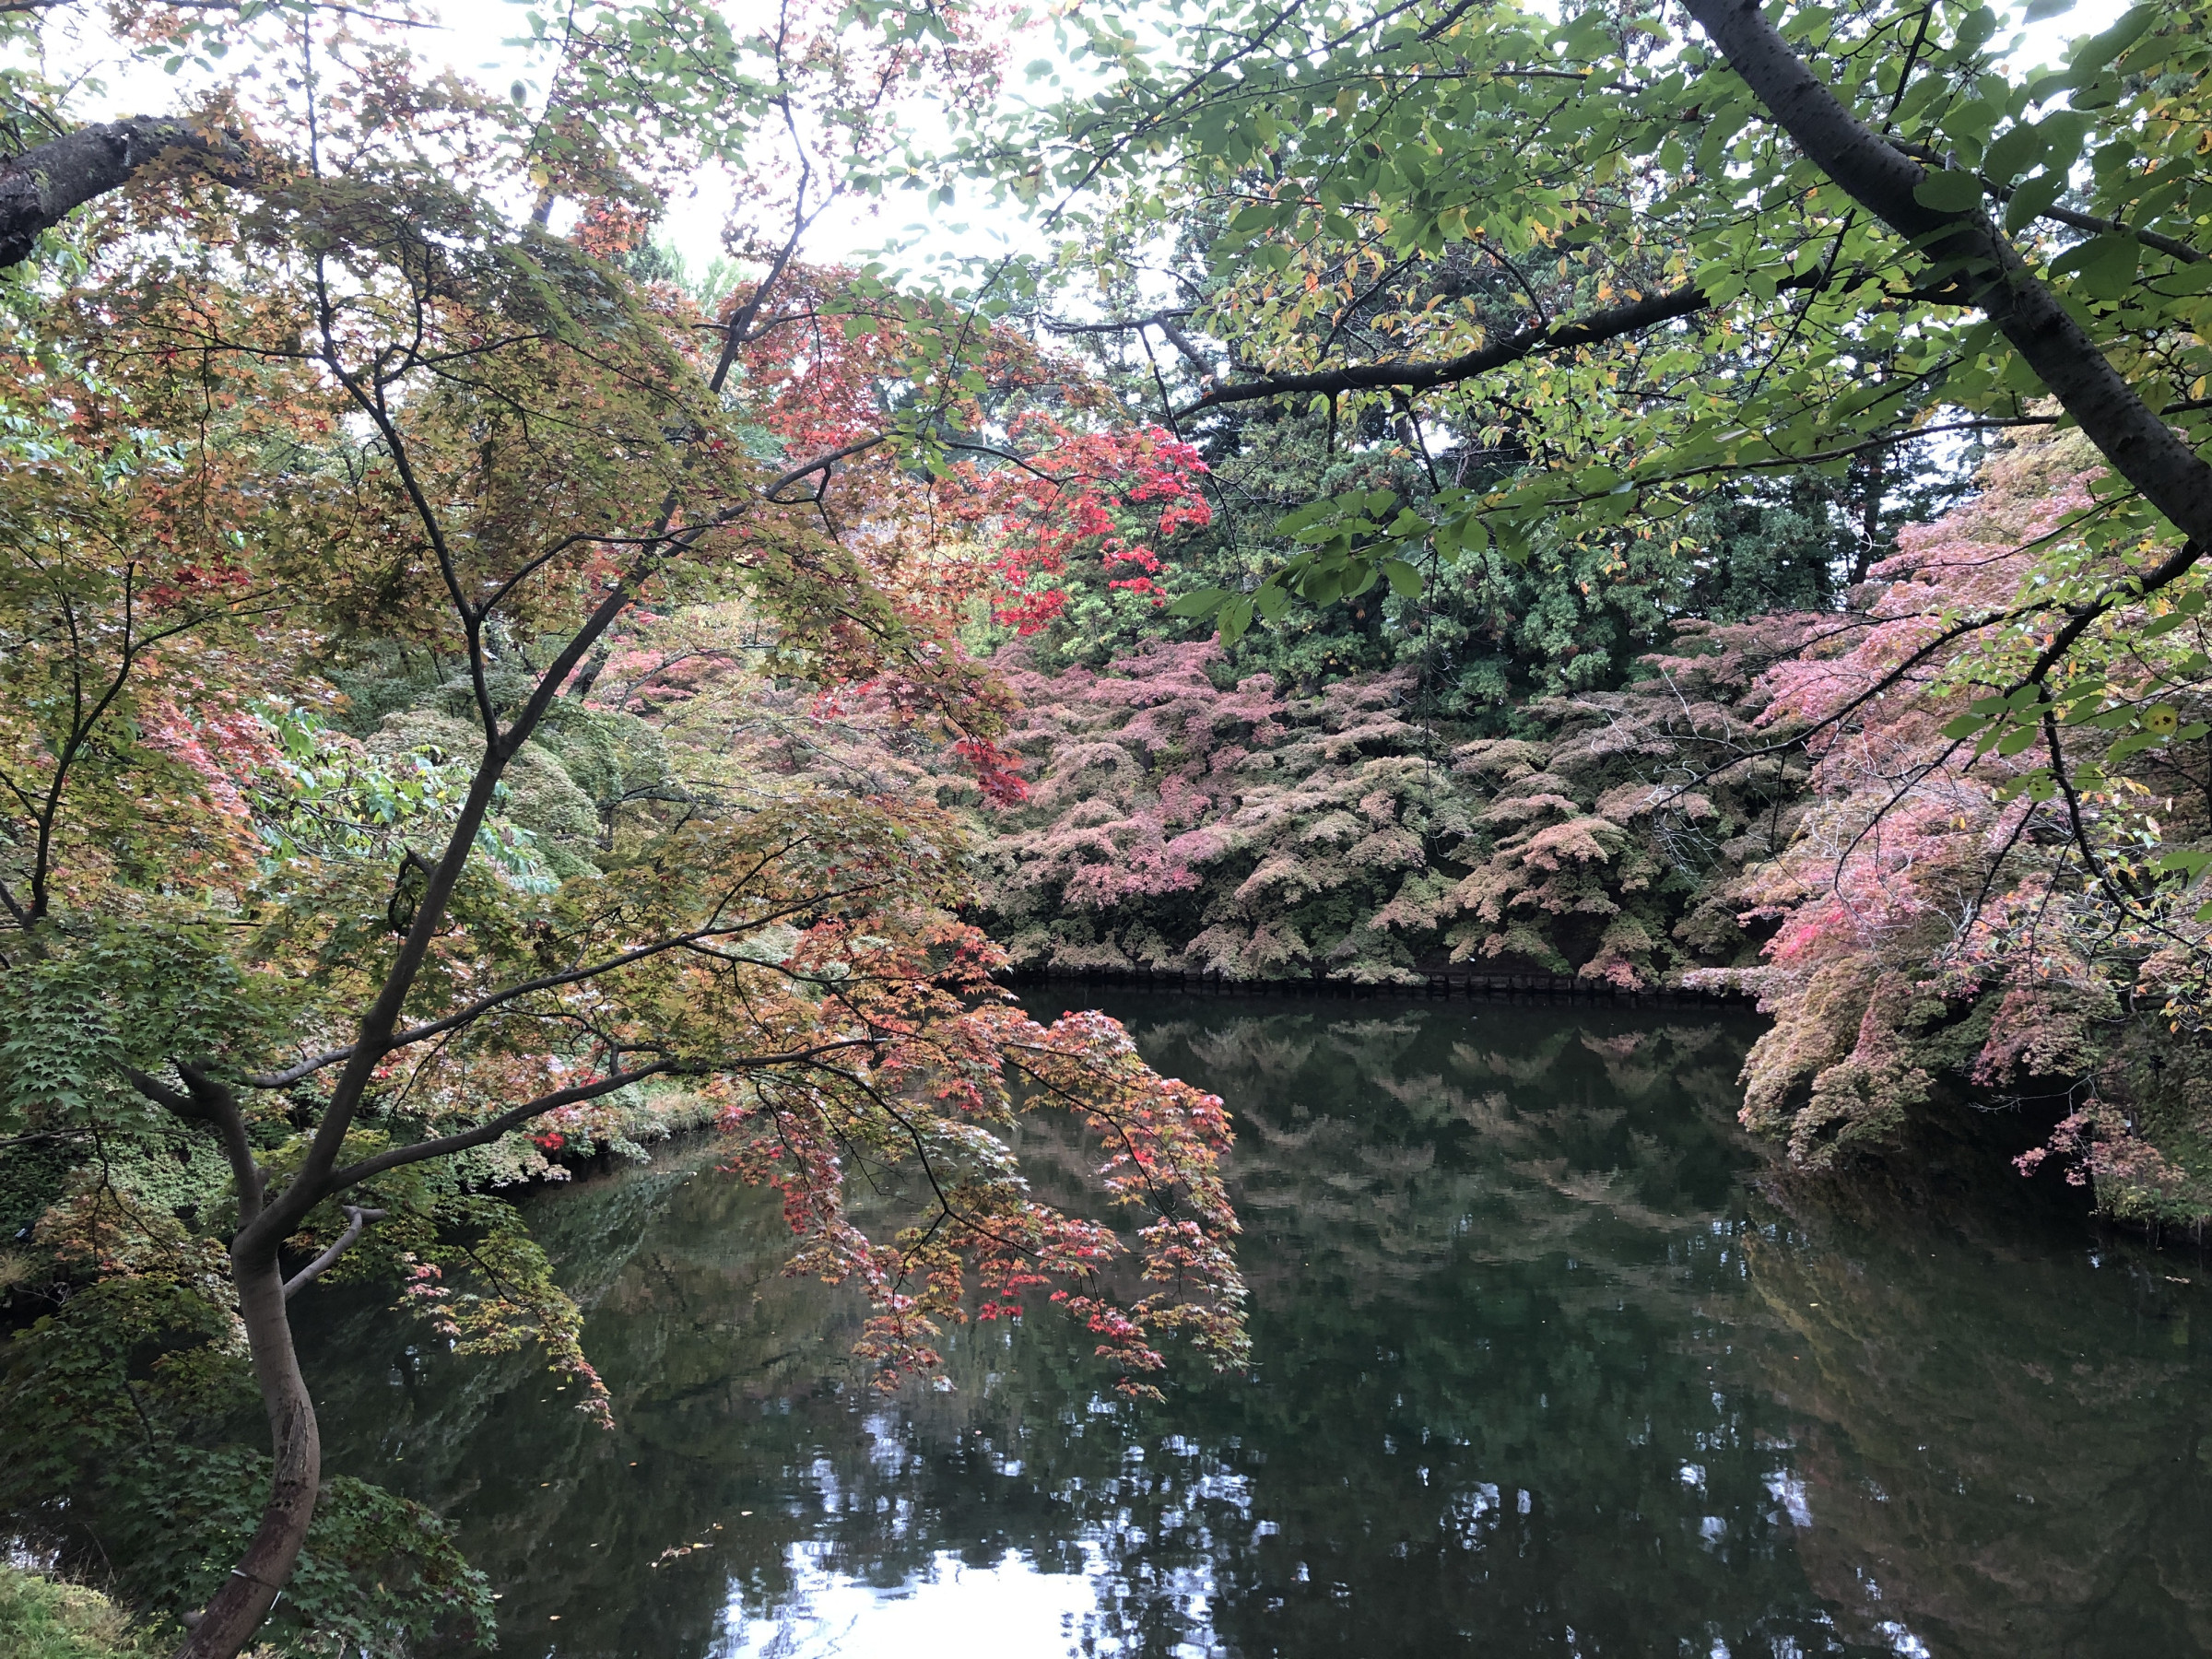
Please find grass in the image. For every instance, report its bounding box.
[0,1564,162,1659]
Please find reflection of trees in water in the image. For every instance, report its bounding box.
[1734,1117,2212,1658]
[301,999,2212,1658]
[1057,1003,1832,1657]
[303,1160,877,1656]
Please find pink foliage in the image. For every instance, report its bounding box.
[979,641,1465,981]
[1684,429,2212,1202]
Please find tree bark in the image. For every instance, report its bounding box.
[1681,0,2212,552]
[0,118,233,268]
[1849,446,1887,587]
[172,1247,320,1659]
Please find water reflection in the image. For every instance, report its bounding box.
[299,998,2212,1658]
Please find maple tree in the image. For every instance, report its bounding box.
[952,416,1213,650]
[8,0,2212,1646]
[981,641,1448,981]
[970,629,1806,989]
[1677,425,2212,1213]
[972,424,2212,1215]
[0,8,1249,1658]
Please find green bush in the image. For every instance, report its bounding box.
[0,1566,161,1659]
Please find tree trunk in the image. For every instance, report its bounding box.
[171,1246,320,1659]
[1682,0,2212,552]
[1848,447,1887,588]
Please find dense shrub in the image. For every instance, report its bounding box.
[973,634,1806,987]
[974,429,2212,1222]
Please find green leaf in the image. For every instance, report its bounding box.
[1941,100,2000,149]
[1381,557,1424,597]
[1912,171,1985,214]
[1981,122,2048,183]
[1166,587,1231,617]
[2068,234,2141,300]
[2067,6,2157,77]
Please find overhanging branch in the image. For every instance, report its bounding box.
[1682,0,2212,551]
[282,1206,388,1300]
[0,118,243,267]
[1176,271,1819,416]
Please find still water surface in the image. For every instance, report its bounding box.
[303,997,2212,1658]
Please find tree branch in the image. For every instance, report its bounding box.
[1048,311,1218,379]
[127,1062,265,1223]
[324,1063,685,1191]
[281,1206,387,1300]
[1178,271,1818,415]
[0,118,242,268]
[766,434,886,499]
[2038,200,2204,268]
[1683,0,2212,552]
[323,1038,884,1193]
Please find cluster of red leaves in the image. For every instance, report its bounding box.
[707,919,1247,1398]
[133,654,287,826]
[937,415,1213,634]
[617,268,1206,803]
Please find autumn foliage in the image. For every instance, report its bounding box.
[969,428,2212,1222]
[0,27,1248,1656]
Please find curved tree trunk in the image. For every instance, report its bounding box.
[0,118,235,268]
[172,1247,320,1659]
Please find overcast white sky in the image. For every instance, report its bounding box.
[24,0,2134,286]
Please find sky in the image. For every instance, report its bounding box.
[24,0,2138,287]
[30,0,1006,280]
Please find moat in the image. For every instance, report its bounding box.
[300,995,2212,1658]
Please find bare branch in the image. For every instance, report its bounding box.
[766,434,887,499]
[281,1206,388,1300]
[1179,271,1820,415]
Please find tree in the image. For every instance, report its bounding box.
[0,17,1247,1658]
[926,0,2212,1194]
[983,0,2209,741]
[1680,425,2212,1207]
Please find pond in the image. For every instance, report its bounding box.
[300,995,2212,1659]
